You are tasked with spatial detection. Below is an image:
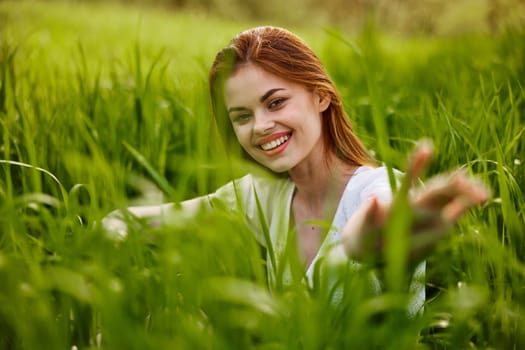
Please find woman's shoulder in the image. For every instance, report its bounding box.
[210,173,293,246]
[345,165,403,203]
[353,164,402,178]
[353,165,403,183]
[212,172,293,207]
[331,165,401,228]
[217,172,291,192]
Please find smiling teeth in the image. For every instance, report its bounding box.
[261,135,290,151]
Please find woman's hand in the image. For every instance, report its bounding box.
[342,140,491,263]
[100,203,177,240]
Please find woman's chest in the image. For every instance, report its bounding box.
[291,201,328,267]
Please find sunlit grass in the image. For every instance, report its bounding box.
[1,1,524,348]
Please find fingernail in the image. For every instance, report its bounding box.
[416,139,434,155]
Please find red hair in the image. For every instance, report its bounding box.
[209,26,373,167]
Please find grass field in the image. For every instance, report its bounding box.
[1,1,524,348]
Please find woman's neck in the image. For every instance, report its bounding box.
[289,153,358,214]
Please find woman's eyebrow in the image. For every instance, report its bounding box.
[227,88,286,114]
[260,88,285,103]
[227,106,247,114]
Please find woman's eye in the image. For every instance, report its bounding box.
[233,114,252,123]
[268,98,286,109]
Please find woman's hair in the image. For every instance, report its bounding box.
[209,26,373,167]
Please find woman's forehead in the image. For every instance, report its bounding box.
[224,65,298,105]
[229,64,285,86]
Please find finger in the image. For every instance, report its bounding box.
[441,181,489,222]
[406,139,434,185]
[363,196,389,227]
[455,174,491,204]
[441,195,473,222]
[413,175,461,209]
[414,171,489,210]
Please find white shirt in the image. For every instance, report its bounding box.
[202,166,425,314]
[105,165,425,314]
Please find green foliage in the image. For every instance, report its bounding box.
[1,1,524,349]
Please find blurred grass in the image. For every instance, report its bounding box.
[1,0,524,349]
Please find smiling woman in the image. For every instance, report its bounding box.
[209,27,372,169]
[103,26,490,313]
[224,65,327,173]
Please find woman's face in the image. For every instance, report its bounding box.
[224,64,329,173]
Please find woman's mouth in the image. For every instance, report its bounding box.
[260,134,291,151]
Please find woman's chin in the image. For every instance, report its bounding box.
[263,162,291,174]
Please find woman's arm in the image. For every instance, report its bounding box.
[101,197,210,238]
[342,141,490,263]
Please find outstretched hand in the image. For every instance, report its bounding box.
[342,140,490,263]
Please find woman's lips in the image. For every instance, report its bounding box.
[260,134,290,151]
[258,132,292,155]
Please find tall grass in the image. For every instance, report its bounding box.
[1,1,524,348]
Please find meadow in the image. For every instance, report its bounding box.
[0,1,524,348]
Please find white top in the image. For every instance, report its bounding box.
[195,166,425,314]
[105,165,425,314]
[206,166,392,275]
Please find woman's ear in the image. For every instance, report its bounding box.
[315,90,331,113]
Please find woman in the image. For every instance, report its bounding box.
[103,26,489,308]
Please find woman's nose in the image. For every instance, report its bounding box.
[253,111,276,134]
